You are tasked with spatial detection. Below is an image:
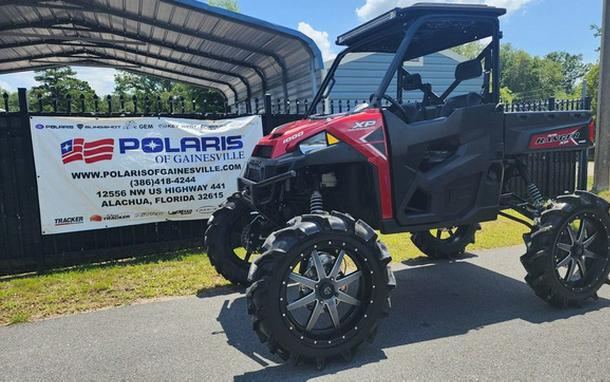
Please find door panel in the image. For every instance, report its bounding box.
[383,104,504,227]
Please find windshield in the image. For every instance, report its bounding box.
[313,52,397,115]
[308,19,498,117]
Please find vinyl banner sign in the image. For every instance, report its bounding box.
[29,115,262,235]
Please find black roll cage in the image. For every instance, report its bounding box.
[307,13,502,116]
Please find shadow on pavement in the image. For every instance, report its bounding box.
[214,254,610,381]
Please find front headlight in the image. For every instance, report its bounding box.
[298,132,340,154]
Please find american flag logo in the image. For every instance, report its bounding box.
[61,138,115,164]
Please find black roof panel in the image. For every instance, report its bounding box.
[337,3,506,47]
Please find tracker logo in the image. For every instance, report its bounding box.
[118,136,243,154]
[54,216,84,226]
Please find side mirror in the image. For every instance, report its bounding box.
[455,59,482,82]
[403,73,423,91]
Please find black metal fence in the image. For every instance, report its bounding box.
[0,90,591,275]
[504,97,592,113]
[0,89,303,275]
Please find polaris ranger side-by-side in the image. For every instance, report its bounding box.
[205,3,608,366]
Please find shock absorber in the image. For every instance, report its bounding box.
[310,191,324,214]
[526,183,544,207]
[515,158,544,208]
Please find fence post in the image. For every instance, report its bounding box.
[17,88,28,114]
[548,97,555,111]
[578,84,590,190]
[263,94,272,134]
[585,97,592,110]
[246,98,252,114]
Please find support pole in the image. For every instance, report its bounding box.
[594,0,610,191]
[17,87,28,114]
[578,82,589,190]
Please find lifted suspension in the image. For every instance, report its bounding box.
[310,191,324,214]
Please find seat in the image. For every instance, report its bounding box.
[440,92,484,117]
[401,102,422,123]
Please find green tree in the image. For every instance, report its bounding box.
[545,51,590,94]
[585,63,600,115]
[113,72,226,113]
[208,0,239,12]
[0,87,19,112]
[30,67,97,112]
[114,71,172,95]
[586,23,602,115]
[500,43,564,100]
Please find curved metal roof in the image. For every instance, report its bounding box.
[0,0,324,105]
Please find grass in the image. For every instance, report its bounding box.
[0,252,231,326]
[0,215,528,326]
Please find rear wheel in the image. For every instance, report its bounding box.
[246,212,395,368]
[410,224,480,259]
[521,192,610,307]
[204,193,271,286]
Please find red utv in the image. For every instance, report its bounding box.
[205,3,607,366]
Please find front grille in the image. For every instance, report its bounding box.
[244,158,266,181]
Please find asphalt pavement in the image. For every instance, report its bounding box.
[2,245,610,381]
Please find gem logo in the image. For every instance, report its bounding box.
[35,123,44,130]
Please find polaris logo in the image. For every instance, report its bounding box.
[118,136,243,154]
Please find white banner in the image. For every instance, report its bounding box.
[29,115,262,235]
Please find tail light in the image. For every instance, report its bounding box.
[588,119,596,143]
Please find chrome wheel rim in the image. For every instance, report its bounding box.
[554,213,609,290]
[280,241,371,342]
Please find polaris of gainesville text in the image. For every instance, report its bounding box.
[119,135,245,164]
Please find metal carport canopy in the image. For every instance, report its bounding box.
[0,0,324,106]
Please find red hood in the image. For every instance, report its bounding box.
[255,109,383,158]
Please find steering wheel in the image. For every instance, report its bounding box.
[370,94,409,121]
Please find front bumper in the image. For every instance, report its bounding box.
[238,170,296,207]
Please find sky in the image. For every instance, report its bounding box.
[0,0,603,95]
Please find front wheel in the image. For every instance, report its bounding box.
[521,192,610,307]
[204,193,271,286]
[246,212,395,367]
